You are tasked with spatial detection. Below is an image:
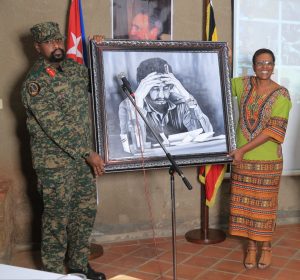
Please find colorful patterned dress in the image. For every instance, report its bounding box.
[229,76,292,241]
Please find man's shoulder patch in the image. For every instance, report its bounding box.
[27,81,41,97]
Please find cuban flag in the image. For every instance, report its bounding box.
[66,0,88,65]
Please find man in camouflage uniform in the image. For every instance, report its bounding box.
[21,22,106,280]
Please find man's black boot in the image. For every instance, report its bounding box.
[69,264,106,280]
[86,264,106,280]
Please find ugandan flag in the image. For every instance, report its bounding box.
[205,0,218,41]
[200,1,226,207]
[199,164,226,207]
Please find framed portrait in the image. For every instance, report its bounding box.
[112,0,172,40]
[89,39,236,172]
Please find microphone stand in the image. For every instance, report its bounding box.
[120,84,193,280]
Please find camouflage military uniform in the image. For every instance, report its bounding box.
[21,46,97,273]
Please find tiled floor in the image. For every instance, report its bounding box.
[9,224,300,279]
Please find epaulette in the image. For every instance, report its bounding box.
[65,57,87,70]
[27,58,45,80]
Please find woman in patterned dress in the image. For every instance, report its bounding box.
[229,49,292,269]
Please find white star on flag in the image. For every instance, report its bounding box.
[66,32,83,59]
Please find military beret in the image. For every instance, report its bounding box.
[30,21,64,43]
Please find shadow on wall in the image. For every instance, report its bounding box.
[8,33,43,251]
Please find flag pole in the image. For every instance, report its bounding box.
[203,0,208,40]
[185,0,226,244]
[185,168,226,244]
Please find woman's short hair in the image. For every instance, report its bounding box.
[252,48,276,65]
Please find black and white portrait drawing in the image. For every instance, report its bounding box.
[90,40,235,172]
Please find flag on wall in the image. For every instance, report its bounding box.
[66,0,88,65]
[200,0,226,207]
[206,0,218,41]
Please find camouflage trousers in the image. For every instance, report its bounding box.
[36,161,97,274]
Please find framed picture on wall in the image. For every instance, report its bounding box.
[112,0,173,40]
[89,39,235,172]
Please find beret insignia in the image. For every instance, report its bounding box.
[27,82,40,97]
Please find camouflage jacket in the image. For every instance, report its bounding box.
[21,57,92,169]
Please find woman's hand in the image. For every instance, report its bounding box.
[229,134,271,165]
[229,148,245,165]
[227,43,232,66]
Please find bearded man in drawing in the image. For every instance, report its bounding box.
[118,57,213,153]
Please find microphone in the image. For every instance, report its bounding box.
[118,73,135,96]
